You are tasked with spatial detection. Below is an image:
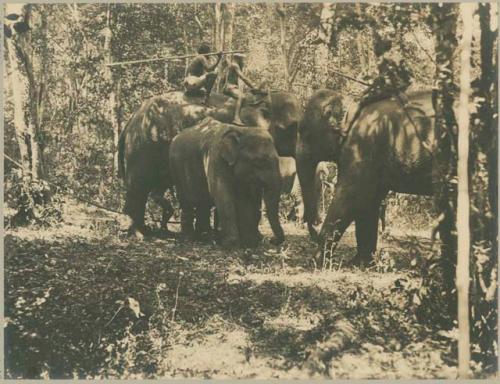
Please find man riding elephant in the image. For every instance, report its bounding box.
[222,53,257,125]
[183,42,223,105]
[118,70,302,238]
[347,30,412,131]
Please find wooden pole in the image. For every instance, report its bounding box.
[104,50,247,67]
[330,69,371,86]
[456,2,475,379]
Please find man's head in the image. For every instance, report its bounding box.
[373,35,392,57]
[373,27,394,57]
[198,42,211,55]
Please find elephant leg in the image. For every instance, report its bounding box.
[194,203,211,240]
[353,204,381,266]
[180,205,195,239]
[151,189,174,233]
[315,185,356,270]
[236,192,262,248]
[316,162,385,269]
[214,189,240,248]
[123,186,149,238]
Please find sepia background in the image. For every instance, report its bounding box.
[3,2,498,379]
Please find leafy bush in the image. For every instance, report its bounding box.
[6,172,63,227]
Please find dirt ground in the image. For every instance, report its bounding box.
[4,198,466,379]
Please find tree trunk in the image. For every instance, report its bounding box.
[354,3,368,76]
[469,2,498,372]
[103,5,121,175]
[277,3,290,88]
[214,3,222,51]
[34,5,48,178]
[315,3,335,87]
[222,3,235,51]
[6,39,31,176]
[456,3,474,378]
[213,3,223,92]
[5,4,45,180]
[317,3,334,45]
[430,3,459,305]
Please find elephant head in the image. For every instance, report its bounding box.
[220,128,285,246]
[295,89,345,239]
[239,90,302,158]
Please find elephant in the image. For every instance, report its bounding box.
[296,88,435,266]
[169,117,285,248]
[117,89,301,237]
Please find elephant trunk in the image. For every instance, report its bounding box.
[296,145,320,240]
[263,181,285,245]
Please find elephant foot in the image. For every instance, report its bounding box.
[127,225,145,240]
[350,253,374,267]
[156,228,176,239]
[221,237,240,250]
[179,230,195,242]
[308,223,321,243]
[194,230,212,242]
[270,235,285,246]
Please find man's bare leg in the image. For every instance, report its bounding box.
[233,93,244,125]
[203,72,217,105]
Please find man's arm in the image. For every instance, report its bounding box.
[203,51,223,72]
[234,66,255,89]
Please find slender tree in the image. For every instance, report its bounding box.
[5,4,46,180]
[456,3,475,378]
[102,5,122,174]
[222,3,235,51]
[354,3,369,76]
[314,3,335,87]
[276,3,290,88]
[429,2,459,300]
[469,2,498,372]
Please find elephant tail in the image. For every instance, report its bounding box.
[117,127,126,179]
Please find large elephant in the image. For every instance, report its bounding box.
[296,89,435,265]
[117,90,301,237]
[169,117,285,248]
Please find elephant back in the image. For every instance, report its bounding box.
[141,96,185,143]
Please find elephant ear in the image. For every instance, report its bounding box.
[220,130,241,166]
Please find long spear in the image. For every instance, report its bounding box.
[104,50,247,67]
[330,69,371,86]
